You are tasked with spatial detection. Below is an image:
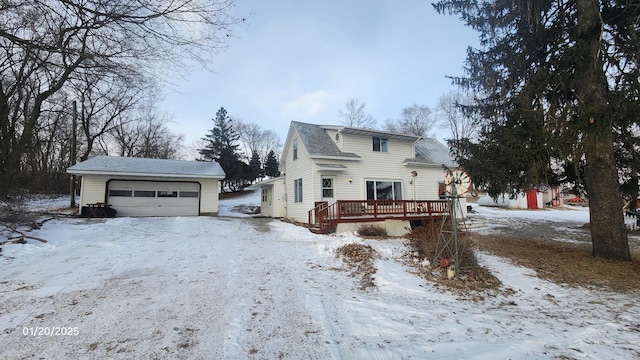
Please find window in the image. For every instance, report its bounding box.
[157,190,178,198]
[372,137,388,152]
[366,181,402,200]
[109,190,132,197]
[179,191,199,198]
[293,138,298,160]
[134,190,156,197]
[261,188,268,202]
[322,178,333,198]
[294,178,303,203]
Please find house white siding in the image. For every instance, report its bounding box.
[312,133,447,202]
[261,121,457,228]
[200,179,220,215]
[260,178,286,218]
[79,175,109,206]
[285,131,316,222]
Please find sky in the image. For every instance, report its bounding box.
[160,0,479,149]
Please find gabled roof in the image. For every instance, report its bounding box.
[290,121,360,159]
[337,126,421,142]
[67,156,226,179]
[404,138,456,167]
[284,121,456,168]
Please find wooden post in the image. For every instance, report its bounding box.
[69,101,77,208]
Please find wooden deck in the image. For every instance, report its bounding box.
[308,199,449,234]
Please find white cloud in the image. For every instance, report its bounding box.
[281,90,339,120]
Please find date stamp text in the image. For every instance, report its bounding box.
[22,327,79,336]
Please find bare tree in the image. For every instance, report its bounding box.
[23,93,74,193]
[73,72,145,162]
[383,104,435,137]
[234,119,283,163]
[234,119,264,160]
[338,98,376,129]
[181,138,206,161]
[261,129,283,160]
[0,0,243,195]
[436,90,480,144]
[109,100,184,160]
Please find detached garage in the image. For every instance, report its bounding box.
[67,156,226,217]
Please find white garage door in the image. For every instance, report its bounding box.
[107,180,200,216]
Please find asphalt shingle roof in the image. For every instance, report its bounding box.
[67,156,226,178]
[291,121,360,158]
[289,121,454,166]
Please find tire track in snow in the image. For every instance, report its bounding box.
[222,218,333,359]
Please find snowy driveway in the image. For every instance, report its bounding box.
[1,213,639,359]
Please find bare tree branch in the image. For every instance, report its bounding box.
[338,98,376,129]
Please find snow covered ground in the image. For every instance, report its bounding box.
[1,192,639,359]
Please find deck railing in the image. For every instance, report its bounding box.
[309,199,449,233]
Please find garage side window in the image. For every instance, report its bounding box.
[109,190,132,197]
[158,190,178,197]
[179,191,199,198]
[134,190,156,197]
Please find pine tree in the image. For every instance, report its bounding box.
[248,150,263,182]
[263,150,280,178]
[199,107,242,192]
[433,0,639,260]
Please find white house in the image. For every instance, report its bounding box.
[67,156,225,217]
[257,121,463,234]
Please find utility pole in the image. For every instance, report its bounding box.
[69,101,77,208]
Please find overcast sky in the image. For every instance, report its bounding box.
[160,0,479,149]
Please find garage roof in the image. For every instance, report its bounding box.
[67,156,226,179]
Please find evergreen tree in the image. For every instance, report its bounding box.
[263,150,281,178]
[248,150,263,182]
[433,0,639,260]
[199,107,242,192]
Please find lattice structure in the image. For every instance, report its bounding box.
[433,168,472,279]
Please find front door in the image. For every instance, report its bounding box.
[261,187,272,217]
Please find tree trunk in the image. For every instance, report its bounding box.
[577,0,631,260]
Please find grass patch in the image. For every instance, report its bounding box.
[472,233,640,293]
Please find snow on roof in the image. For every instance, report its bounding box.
[407,138,457,167]
[67,156,226,179]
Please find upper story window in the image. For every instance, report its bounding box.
[293,138,298,160]
[372,137,388,152]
